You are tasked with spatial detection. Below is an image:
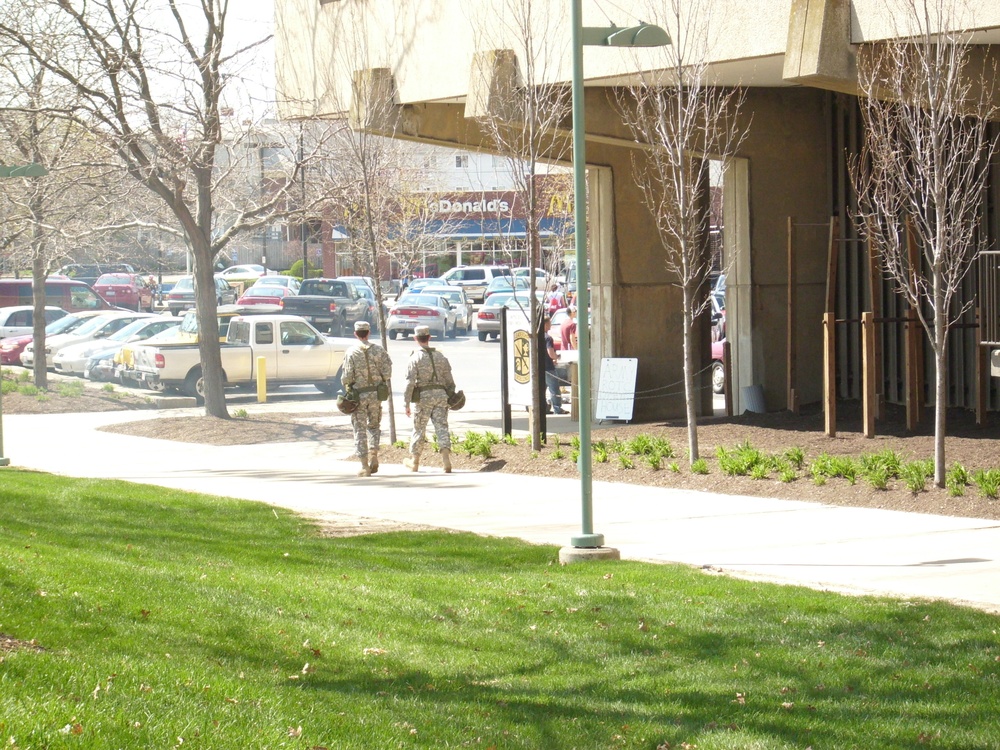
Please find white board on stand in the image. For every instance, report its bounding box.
[595,357,638,422]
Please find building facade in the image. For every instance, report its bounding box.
[275,0,1000,421]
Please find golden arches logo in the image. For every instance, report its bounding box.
[513,330,532,384]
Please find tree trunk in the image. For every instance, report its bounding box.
[191,236,227,418]
[682,283,699,463]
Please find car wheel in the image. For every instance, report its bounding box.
[144,374,165,393]
[184,368,206,403]
[490,332,498,340]
[478,331,487,342]
[448,322,456,339]
[389,330,398,340]
[712,361,726,394]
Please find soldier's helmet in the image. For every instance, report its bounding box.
[336,392,359,414]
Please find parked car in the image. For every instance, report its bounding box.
[482,275,530,302]
[513,266,552,287]
[439,265,511,303]
[338,275,376,292]
[279,278,370,335]
[217,264,270,278]
[236,285,295,306]
[402,277,445,296]
[0,311,104,365]
[419,286,473,334]
[57,262,136,287]
[253,275,301,294]
[92,272,155,312]
[0,278,117,313]
[0,305,68,339]
[475,291,544,341]
[386,293,458,340]
[23,311,152,369]
[712,336,726,394]
[53,316,178,378]
[165,275,238,314]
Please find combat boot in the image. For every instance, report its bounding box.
[357,453,371,477]
[403,454,420,472]
[369,450,379,475]
[440,449,452,474]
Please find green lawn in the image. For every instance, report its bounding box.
[1,470,998,749]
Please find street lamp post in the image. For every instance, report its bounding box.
[560,7,668,561]
[0,162,49,467]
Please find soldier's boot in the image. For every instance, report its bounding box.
[368,450,379,475]
[357,453,371,477]
[403,454,420,472]
[440,449,452,474]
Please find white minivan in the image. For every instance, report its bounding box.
[440,265,510,303]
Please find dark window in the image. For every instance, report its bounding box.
[255,323,274,345]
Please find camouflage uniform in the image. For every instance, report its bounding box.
[404,344,455,457]
[342,341,392,458]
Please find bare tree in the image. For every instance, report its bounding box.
[616,0,748,463]
[0,0,338,417]
[0,11,133,388]
[851,0,998,486]
[469,0,573,450]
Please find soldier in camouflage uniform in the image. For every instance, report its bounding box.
[403,325,456,473]
[342,320,392,477]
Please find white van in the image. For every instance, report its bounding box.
[440,265,510,303]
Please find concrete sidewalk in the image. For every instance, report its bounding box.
[5,405,1000,614]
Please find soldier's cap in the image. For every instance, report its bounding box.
[354,320,370,333]
[414,325,431,337]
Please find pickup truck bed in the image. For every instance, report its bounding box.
[131,314,352,400]
[280,278,370,335]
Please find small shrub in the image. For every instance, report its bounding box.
[19,384,39,396]
[778,466,797,483]
[783,447,806,470]
[668,462,680,473]
[618,454,634,469]
[809,452,836,479]
[569,435,581,450]
[502,433,518,446]
[530,451,539,460]
[101,383,116,393]
[0,379,15,395]
[645,453,662,471]
[56,380,85,398]
[594,444,609,464]
[866,466,891,491]
[861,449,902,479]
[393,440,406,449]
[900,460,933,493]
[750,463,770,480]
[830,456,859,485]
[569,449,580,463]
[691,458,708,475]
[550,448,565,460]
[972,469,1000,500]
[16,370,30,382]
[947,463,969,497]
[232,408,249,419]
[456,431,494,459]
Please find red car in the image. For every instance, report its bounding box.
[92,273,154,312]
[238,285,294,306]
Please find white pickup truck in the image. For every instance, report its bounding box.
[131,314,353,399]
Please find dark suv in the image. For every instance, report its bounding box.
[58,263,136,287]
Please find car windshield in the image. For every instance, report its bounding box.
[483,293,513,308]
[71,315,116,337]
[244,286,279,297]
[423,288,461,303]
[172,277,194,291]
[107,318,152,341]
[47,314,87,335]
[96,274,132,285]
[402,295,443,308]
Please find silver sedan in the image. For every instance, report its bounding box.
[386,293,458,340]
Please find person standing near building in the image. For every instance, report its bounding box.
[342,320,392,477]
[403,325,456,473]
[561,305,578,351]
[544,316,568,414]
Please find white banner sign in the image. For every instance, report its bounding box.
[595,357,638,422]
[504,307,533,408]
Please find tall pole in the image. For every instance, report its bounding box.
[569,0,601,548]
